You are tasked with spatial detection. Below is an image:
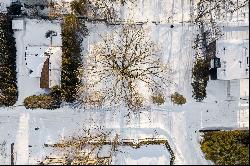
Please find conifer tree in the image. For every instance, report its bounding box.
[0,14,18,106]
[61,14,87,103]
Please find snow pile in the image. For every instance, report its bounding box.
[83,22,196,99]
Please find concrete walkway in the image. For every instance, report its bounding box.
[15,112,30,165]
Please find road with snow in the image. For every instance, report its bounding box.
[0,94,244,165]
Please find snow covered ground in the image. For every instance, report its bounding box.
[1,23,249,163]
[0,67,247,165]
[113,145,171,165]
[0,88,246,165]
[83,22,197,100]
[0,107,172,165]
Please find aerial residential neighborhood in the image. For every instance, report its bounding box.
[0,0,249,165]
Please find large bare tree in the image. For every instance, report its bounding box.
[79,25,171,110]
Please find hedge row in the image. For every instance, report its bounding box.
[24,95,57,109]
[61,14,83,103]
[0,14,18,107]
[191,41,216,102]
[191,56,210,102]
[24,86,62,109]
[201,130,249,165]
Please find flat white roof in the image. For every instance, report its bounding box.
[25,46,62,82]
[217,39,249,80]
[25,46,48,78]
[12,19,24,30]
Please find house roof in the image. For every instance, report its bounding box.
[12,18,24,30]
[25,46,48,78]
[216,39,249,80]
[25,46,62,81]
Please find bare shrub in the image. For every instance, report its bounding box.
[170,92,187,105]
[151,93,165,105]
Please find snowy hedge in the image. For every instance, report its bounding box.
[24,86,62,109]
[0,14,18,107]
[61,14,83,103]
[201,130,249,165]
[24,94,60,110]
[191,57,210,102]
[50,85,62,106]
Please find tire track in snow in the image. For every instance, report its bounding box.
[15,113,30,165]
[169,110,209,165]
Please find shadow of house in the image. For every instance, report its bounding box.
[40,58,49,89]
